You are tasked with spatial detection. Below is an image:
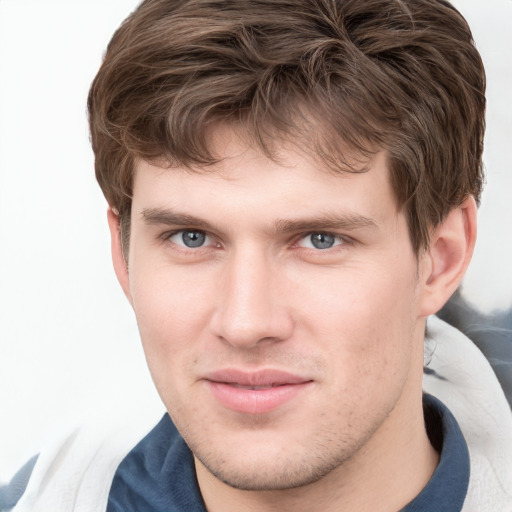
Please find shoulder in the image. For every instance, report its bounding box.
[107,414,206,511]
[4,408,164,512]
[423,315,512,511]
[0,455,38,511]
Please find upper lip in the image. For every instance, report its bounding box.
[203,368,312,387]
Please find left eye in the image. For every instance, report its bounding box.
[298,233,344,250]
[169,230,209,248]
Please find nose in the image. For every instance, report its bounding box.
[209,248,294,349]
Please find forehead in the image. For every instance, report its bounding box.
[131,127,398,228]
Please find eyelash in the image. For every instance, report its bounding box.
[162,230,218,252]
[295,233,348,250]
[160,230,353,253]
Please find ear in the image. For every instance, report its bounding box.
[107,207,133,305]
[418,196,477,317]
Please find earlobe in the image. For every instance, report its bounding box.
[419,196,477,317]
[107,207,133,304]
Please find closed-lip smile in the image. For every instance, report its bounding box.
[203,369,314,414]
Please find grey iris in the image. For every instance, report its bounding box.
[310,233,335,249]
[182,231,206,247]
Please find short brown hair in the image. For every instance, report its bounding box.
[88,0,485,253]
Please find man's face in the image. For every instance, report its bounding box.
[121,127,428,491]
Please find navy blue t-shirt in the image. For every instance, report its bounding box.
[107,394,470,511]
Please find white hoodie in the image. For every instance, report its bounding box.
[6,316,512,512]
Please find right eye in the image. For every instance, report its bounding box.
[168,230,209,248]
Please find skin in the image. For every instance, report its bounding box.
[109,126,477,512]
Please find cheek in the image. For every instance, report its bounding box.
[296,262,419,387]
[132,256,215,328]
[129,264,216,388]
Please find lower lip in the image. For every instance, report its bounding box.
[205,381,312,414]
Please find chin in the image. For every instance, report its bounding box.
[196,450,347,491]
[189,421,371,493]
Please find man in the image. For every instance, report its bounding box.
[3,0,511,510]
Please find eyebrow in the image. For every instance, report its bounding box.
[273,213,378,234]
[140,207,378,234]
[141,208,215,230]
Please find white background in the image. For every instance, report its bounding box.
[1,0,511,479]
